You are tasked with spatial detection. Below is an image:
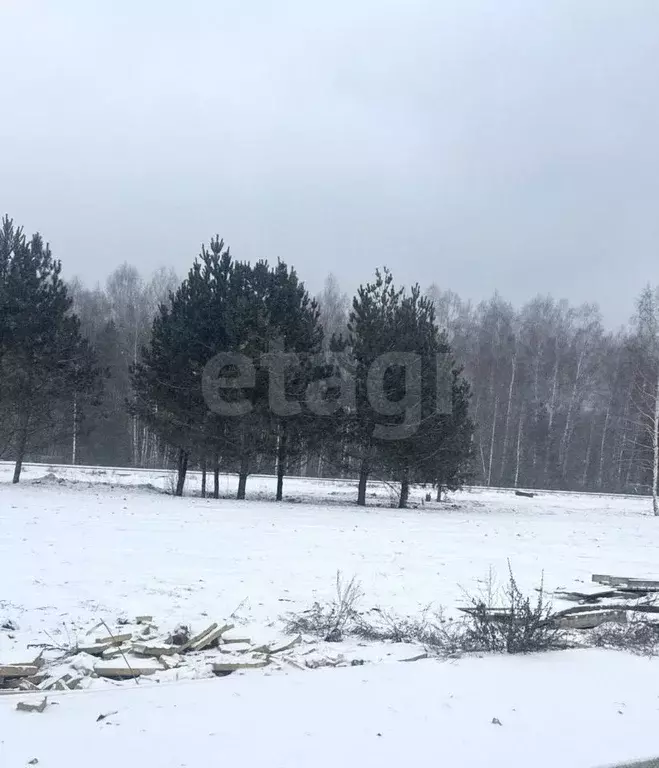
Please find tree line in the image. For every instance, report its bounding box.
[2,214,659,509]
[0,219,472,506]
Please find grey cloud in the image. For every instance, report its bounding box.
[1,0,657,325]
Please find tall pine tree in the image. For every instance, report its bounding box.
[0,217,100,482]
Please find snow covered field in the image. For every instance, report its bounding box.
[2,464,659,767]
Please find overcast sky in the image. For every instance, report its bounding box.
[1,0,657,326]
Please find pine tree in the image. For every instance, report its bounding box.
[376,285,473,507]
[346,268,403,505]
[265,260,323,501]
[132,243,223,495]
[0,216,100,482]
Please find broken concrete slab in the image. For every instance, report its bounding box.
[132,643,178,657]
[94,662,161,680]
[219,642,252,654]
[212,658,269,674]
[180,623,218,652]
[188,624,234,652]
[0,665,39,679]
[16,697,48,713]
[76,643,114,657]
[94,633,132,646]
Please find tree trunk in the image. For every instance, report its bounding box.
[140,426,149,466]
[201,459,207,498]
[237,455,249,500]
[499,348,517,483]
[357,456,370,506]
[478,440,487,481]
[213,455,220,499]
[544,345,560,480]
[560,352,584,477]
[581,420,594,488]
[398,470,410,508]
[653,372,659,516]
[597,406,611,489]
[514,407,524,488]
[132,416,139,466]
[175,449,189,497]
[132,329,139,466]
[436,484,442,502]
[486,396,498,486]
[276,427,287,502]
[71,393,78,465]
[12,410,30,484]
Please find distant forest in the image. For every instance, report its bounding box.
[3,215,659,504]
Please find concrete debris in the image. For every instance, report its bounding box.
[132,643,178,657]
[188,624,234,652]
[0,665,39,679]
[1,620,18,632]
[222,636,252,645]
[212,658,270,674]
[16,697,49,713]
[219,642,253,654]
[0,613,377,693]
[253,635,302,655]
[76,643,113,657]
[179,623,218,652]
[96,710,118,722]
[94,663,161,680]
[95,633,132,646]
[167,625,190,646]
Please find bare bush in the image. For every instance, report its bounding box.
[164,472,178,496]
[284,565,566,656]
[352,607,468,655]
[590,614,659,655]
[353,607,431,643]
[461,565,566,654]
[284,572,363,642]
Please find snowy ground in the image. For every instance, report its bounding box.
[2,463,659,767]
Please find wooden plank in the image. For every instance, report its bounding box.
[553,589,620,603]
[0,665,39,679]
[592,575,659,590]
[457,607,513,623]
[553,604,659,620]
[555,610,627,630]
